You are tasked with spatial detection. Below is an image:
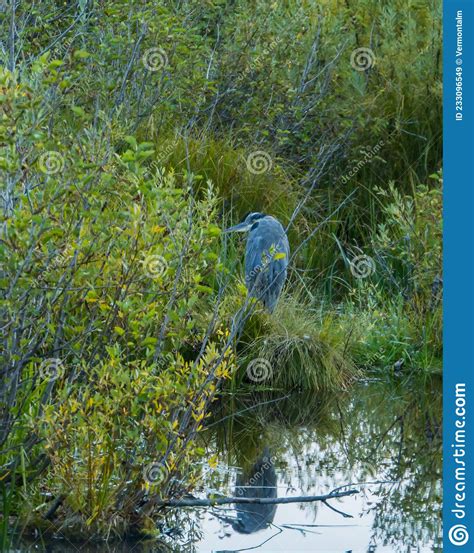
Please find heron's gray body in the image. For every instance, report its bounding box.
[225,213,289,313]
[245,216,289,313]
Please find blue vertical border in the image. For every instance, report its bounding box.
[444,0,474,551]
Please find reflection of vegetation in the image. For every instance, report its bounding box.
[358,377,443,549]
[206,376,442,549]
[210,390,342,471]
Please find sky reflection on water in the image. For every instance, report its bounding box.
[195,377,442,552]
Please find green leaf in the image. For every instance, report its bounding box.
[74,49,91,59]
[196,284,213,294]
[124,136,138,150]
[206,225,221,237]
[71,106,86,117]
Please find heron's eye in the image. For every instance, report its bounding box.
[250,222,260,231]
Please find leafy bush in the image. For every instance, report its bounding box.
[374,176,443,309]
[337,176,443,371]
[0,65,235,537]
[25,344,233,538]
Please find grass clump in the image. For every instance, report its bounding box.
[148,132,300,227]
[236,295,358,392]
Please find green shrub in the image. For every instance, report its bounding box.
[335,176,443,372]
[23,344,233,538]
[0,65,236,538]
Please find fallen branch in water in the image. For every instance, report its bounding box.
[155,488,359,508]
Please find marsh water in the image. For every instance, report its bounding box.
[15,377,442,553]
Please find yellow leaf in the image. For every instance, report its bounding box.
[237,282,248,296]
[151,225,166,233]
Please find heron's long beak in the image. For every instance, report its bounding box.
[223,222,250,233]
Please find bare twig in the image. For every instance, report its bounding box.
[154,488,358,507]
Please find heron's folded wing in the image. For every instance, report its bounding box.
[245,234,266,294]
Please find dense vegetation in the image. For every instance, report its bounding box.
[0,0,442,546]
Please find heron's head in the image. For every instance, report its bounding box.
[224,212,266,233]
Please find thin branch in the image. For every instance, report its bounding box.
[154,488,358,507]
[322,499,353,519]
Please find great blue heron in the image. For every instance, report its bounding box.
[224,212,289,313]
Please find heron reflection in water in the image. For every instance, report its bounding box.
[231,448,277,534]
